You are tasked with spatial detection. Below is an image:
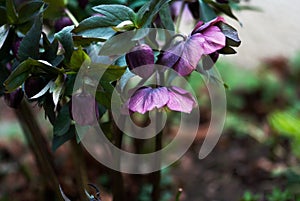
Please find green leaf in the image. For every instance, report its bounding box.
[218,22,241,47]
[73,35,105,47]
[92,4,136,26]
[43,0,67,19]
[136,0,171,28]
[0,6,7,26]
[0,25,9,49]
[99,31,136,56]
[199,0,217,22]
[206,0,239,21]
[269,111,300,137]
[218,46,236,54]
[73,16,114,33]
[54,26,74,62]
[18,16,42,61]
[52,125,75,151]
[18,1,46,24]
[53,103,71,136]
[41,33,63,66]
[0,63,10,96]
[0,26,13,60]
[4,58,61,92]
[158,4,175,31]
[6,0,18,24]
[68,46,91,71]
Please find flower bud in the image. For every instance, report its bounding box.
[54,17,73,32]
[113,20,135,32]
[125,44,155,78]
[70,92,99,126]
[24,76,48,99]
[4,88,24,109]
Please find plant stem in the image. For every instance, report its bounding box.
[110,112,125,201]
[175,188,183,201]
[15,100,64,201]
[151,111,163,201]
[64,8,79,26]
[70,139,89,201]
[176,1,186,32]
[151,130,163,201]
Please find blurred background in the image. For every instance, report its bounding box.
[1,0,300,201]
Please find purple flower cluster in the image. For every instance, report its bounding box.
[124,17,238,114]
[158,16,226,76]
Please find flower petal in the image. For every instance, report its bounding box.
[167,86,197,113]
[192,16,225,34]
[191,26,226,55]
[173,38,205,76]
[128,87,169,114]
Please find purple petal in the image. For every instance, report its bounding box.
[191,26,226,55]
[157,41,185,68]
[166,86,197,113]
[128,87,169,114]
[71,93,99,126]
[192,16,225,34]
[126,44,155,78]
[158,40,203,76]
[173,38,204,76]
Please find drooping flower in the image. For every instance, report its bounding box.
[70,92,100,126]
[54,17,73,32]
[157,17,226,76]
[24,76,49,99]
[125,86,197,114]
[125,44,155,78]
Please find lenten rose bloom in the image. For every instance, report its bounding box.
[157,17,226,76]
[126,86,197,114]
[70,92,100,126]
[125,44,155,78]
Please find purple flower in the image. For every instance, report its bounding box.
[54,17,73,32]
[125,44,155,78]
[70,92,99,126]
[125,86,197,114]
[24,76,48,99]
[4,88,24,109]
[158,17,226,76]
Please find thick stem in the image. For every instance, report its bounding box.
[15,100,64,201]
[150,111,163,201]
[110,112,125,201]
[70,139,89,201]
[64,8,79,26]
[151,131,162,201]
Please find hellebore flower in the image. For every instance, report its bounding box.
[54,17,73,32]
[158,17,226,76]
[125,44,155,78]
[24,76,49,99]
[126,86,197,114]
[4,88,24,109]
[70,92,100,126]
